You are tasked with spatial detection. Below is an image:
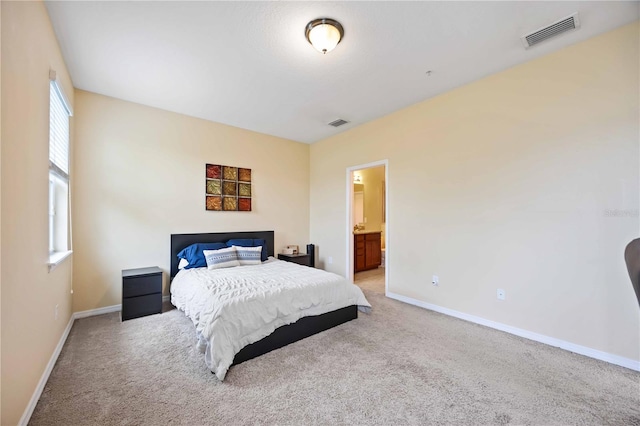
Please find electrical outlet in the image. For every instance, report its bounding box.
[55,304,59,320]
[497,289,506,300]
[328,256,333,264]
[432,275,439,286]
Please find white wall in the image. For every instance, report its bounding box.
[310,22,640,362]
[72,90,310,312]
[1,2,74,424]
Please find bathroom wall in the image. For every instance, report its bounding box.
[355,166,385,233]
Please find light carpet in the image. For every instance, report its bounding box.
[355,267,385,294]
[29,291,640,425]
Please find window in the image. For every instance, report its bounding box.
[48,71,73,269]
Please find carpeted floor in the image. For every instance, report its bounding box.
[30,291,640,425]
[355,267,385,294]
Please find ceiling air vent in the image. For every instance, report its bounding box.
[521,13,580,49]
[328,118,349,127]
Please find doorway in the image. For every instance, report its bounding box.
[346,160,388,295]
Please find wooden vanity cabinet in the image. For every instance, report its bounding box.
[354,232,382,273]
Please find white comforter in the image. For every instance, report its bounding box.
[170,258,371,380]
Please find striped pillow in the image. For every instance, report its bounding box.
[233,245,262,266]
[203,247,240,270]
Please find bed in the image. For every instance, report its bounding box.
[170,231,371,380]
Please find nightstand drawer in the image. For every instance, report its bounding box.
[122,293,162,321]
[123,274,161,298]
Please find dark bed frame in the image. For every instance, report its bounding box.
[170,231,358,367]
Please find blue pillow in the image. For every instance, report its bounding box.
[253,239,268,262]
[226,239,253,247]
[226,239,268,262]
[177,242,227,269]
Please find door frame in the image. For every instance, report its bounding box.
[345,159,389,295]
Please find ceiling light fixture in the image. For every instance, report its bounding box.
[305,18,344,54]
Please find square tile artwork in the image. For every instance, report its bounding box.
[206,164,251,211]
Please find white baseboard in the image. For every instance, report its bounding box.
[73,295,169,319]
[73,304,121,319]
[18,314,75,426]
[386,291,640,372]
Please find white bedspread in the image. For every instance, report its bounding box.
[170,258,371,380]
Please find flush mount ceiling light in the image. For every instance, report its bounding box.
[305,18,344,54]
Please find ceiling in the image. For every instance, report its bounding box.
[45,1,639,144]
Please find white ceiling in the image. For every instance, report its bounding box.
[45,1,639,144]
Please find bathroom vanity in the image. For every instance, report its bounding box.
[354,231,382,273]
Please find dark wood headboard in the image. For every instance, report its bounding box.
[170,231,275,279]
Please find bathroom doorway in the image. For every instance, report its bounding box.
[346,160,388,295]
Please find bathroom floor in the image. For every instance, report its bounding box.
[354,267,385,294]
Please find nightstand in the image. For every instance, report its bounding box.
[122,266,162,321]
[278,253,313,267]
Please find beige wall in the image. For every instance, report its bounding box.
[1,2,75,425]
[72,91,310,312]
[310,22,640,362]
[0,2,3,421]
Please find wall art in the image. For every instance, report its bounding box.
[205,164,252,211]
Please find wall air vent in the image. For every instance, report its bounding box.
[521,13,580,49]
[328,118,349,127]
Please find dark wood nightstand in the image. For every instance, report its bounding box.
[278,253,313,267]
[122,266,162,321]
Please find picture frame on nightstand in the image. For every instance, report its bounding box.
[285,245,299,255]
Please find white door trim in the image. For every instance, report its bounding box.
[345,159,389,295]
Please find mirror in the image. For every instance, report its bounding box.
[353,183,364,226]
[381,180,386,222]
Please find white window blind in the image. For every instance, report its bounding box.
[48,71,73,262]
[49,79,71,178]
